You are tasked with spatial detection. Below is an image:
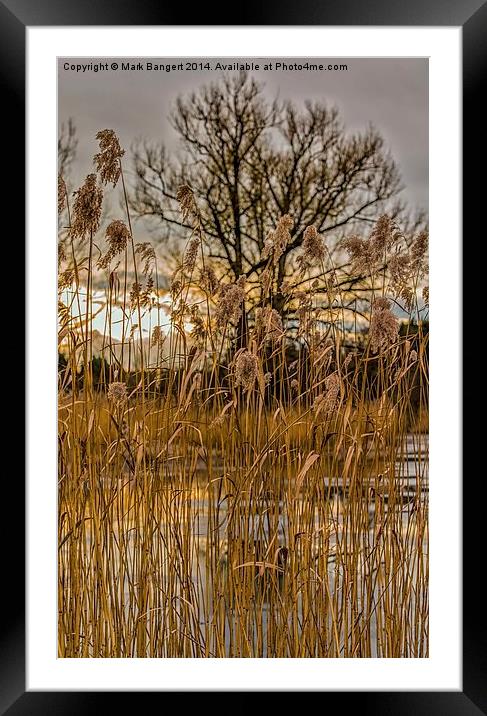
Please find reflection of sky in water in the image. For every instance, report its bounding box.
[76,434,427,657]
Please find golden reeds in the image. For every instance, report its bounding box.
[58,131,429,659]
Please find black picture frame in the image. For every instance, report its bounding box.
[3,0,483,710]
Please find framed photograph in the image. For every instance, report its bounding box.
[3,0,481,709]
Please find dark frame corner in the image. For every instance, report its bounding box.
[4,0,485,712]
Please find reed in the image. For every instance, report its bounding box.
[58,131,428,658]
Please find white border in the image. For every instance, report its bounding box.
[27,27,461,691]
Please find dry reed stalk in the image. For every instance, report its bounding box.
[58,143,429,658]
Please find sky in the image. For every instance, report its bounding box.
[59,58,428,342]
[58,57,428,216]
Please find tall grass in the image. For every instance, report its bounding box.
[58,131,428,658]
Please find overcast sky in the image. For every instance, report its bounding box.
[58,57,428,214]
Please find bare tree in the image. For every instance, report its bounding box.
[131,72,416,312]
[58,118,78,179]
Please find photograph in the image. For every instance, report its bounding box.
[57,56,429,659]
